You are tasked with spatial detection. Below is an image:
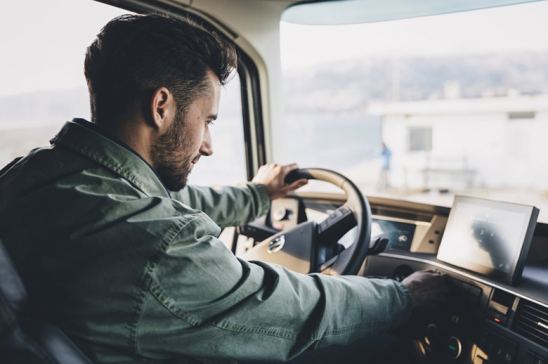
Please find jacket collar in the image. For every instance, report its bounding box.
[50,118,169,197]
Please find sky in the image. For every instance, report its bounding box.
[280,0,548,68]
[1,0,548,96]
[0,0,127,97]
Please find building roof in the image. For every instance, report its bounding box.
[368,93,548,116]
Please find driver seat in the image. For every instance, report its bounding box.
[0,240,92,363]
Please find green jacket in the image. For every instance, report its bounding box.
[0,119,411,363]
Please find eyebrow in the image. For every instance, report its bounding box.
[208,114,218,120]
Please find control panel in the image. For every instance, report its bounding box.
[362,254,548,364]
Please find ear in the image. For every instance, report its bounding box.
[147,87,177,134]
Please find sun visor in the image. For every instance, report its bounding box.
[283,0,543,24]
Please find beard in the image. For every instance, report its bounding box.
[151,112,194,191]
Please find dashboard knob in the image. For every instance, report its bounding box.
[447,336,462,360]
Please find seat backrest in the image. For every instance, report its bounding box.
[0,241,92,364]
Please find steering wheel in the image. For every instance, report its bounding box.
[243,168,372,275]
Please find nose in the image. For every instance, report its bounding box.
[200,127,213,156]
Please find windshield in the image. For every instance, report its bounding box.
[277,1,548,222]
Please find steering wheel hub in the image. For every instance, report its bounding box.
[268,235,286,253]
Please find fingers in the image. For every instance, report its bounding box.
[282,163,298,175]
[252,162,305,199]
[281,178,308,193]
[424,269,445,277]
[280,163,305,191]
[258,163,298,174]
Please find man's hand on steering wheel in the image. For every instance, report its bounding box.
[252,163,308,200]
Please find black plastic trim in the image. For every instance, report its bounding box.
[237,52,267,179]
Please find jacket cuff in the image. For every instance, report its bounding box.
[394,280,413,322]
[247,183,271,217]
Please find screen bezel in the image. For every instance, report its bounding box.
[437,196,539,285]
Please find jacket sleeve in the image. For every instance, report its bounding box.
[170,183,270,228]
[136,210,412,362]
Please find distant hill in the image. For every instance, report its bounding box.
[0,79,242,126]
[282,51,548,113]
[2,51,547,126]
[0,88,90,126]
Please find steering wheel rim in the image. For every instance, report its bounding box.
[244,168,372,275]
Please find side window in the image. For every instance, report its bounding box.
[0,1,247,186]
[0,1,125,168]
[190,75,247,185]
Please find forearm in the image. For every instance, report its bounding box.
[310,273,411,350]
[171,183,270,227]
[139,252,411,361]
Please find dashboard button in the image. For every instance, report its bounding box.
[496,339,517,364]
[503,352,514,363]
[447,336,462,360]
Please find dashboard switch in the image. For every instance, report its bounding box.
[447,336,463,360]
[488,309,508,325]
[495,338,517,364]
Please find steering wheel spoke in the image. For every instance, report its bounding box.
[316,205,356,244]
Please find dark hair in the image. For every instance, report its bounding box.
[84,14,237,123]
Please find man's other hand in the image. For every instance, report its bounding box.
[402,270,449,309]
[252,163,308,200]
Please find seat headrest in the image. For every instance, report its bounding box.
[0,242,28,313]
[0,241,92,363]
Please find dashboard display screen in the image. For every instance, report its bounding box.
[437,196,538,284]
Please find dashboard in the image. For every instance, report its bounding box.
[238,194,548,364]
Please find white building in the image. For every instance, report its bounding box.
[368,93,548,192]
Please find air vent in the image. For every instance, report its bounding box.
[512,300,548,348]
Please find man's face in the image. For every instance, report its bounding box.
[152,71,220,191]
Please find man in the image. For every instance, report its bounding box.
[0,14,446,363]
[379,142,392,191]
